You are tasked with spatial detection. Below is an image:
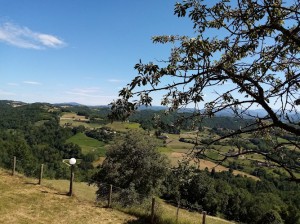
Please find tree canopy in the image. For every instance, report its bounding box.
[90,130,170,199]
[110,0,300,181]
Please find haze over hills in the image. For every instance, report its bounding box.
[0,99,295,122]
[54,102,84,106]
[1,99,298,123]
[47,101,299,120]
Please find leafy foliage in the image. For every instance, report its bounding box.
[85,127,115,143]
[110,0,300,181]
[163,162,300,224]
[90,130,170,200]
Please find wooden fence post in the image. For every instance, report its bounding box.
[151,197,156,224]
[12,156,16,176]
[176,200,180,223]
[202,211,207,224]
[108,184,112,208]
[68,165,75,196]
[38,164,44,185]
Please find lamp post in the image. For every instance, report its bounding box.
[68,158,76,196]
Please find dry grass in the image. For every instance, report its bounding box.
[0,168,235,224]
[42,176,234,224]
[157,199,235,224]
[59,112,101,129]
[167,152,259,180]
[0,169,137,224]
[163,132,260,180]
[60,112,89,121]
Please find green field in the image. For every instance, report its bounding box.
[66,133,106,156]
[105,121,141,132]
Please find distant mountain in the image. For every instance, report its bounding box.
[213,108,299,122]
[1,100,298,122]
[177,107,267,117]
[54,102,83,106]
[0,100,28,107]
[137,105,167,111]
[215,108,268,117]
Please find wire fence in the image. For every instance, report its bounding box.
[10,156,222,224]
[93,182,158,222]
[91,181,210,224]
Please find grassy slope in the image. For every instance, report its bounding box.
[43,176,235,224]
[60,112,100,129]
[0,169,233,224]
[66,132,106,156]
[105,121,141,132]
[0,169,137,224]
[157,201,235,224]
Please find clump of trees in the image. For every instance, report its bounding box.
[164,163,300,224]
[85,127,115,143]
[110,0,300,182]
[90,130,170,203]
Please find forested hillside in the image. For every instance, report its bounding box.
[0,101,94,180]
[0,100,299,223]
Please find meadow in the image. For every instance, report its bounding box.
[66,132,106,156]
[61,113,260,180]
[0,167,234,224]
[0,169,136,224]
[42,174,234,224]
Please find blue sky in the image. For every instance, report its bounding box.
[0,0,195,105]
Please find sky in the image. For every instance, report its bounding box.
[0,0,195,106]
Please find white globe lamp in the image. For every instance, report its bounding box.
[69,158,76,165]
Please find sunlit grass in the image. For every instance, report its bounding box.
[115,198,235,224]
[157,146,173,153]
[0,169,136,223]
[105,121,141,132]
[66,132,106,156]
[157,199,235,224]
[42,178,97,202]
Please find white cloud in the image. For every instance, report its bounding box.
[0,22,66,49]
[23,81,42,85]
[108,79,123,83]
[72,87,101,93]
[66,87,100,97]
[37,34,64,47]
[66,87,116,98]
[7,82,19,86]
